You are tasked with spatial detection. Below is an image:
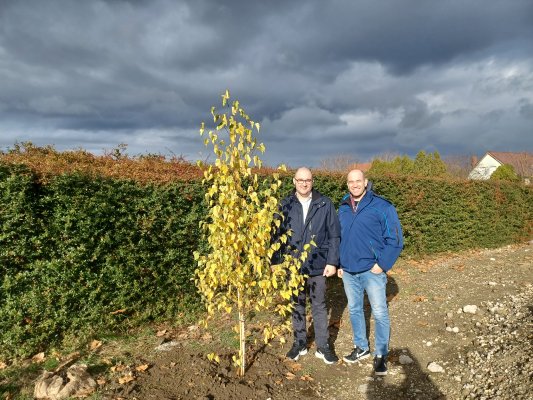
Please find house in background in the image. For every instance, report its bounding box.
[468,151,533,184]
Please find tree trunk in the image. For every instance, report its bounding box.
[238,288,245,376]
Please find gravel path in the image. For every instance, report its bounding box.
[313,243,533,399]
[450,283,533,399]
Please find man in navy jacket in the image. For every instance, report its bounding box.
[274,167,340,364]
[338,169,403,375]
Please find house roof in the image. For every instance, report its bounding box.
[487,151,533,176]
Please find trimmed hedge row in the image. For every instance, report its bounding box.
[1,164,205,358]
[1,163,532,359]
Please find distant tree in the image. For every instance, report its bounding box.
[490,164,520,182]
[443,154,476,179]
[413,151,448,177]
[369,155,413,176]
[319,154,359,172]
[369,151,448,177]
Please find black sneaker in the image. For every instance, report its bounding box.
[286,341,307,361]
[374,355,388,376]
[315,346,339,365]
[343,347,371,363]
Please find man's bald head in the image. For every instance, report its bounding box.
[346,169,368,201]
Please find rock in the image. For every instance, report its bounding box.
[34,364,96,400]
[463,305,478,314]
[155,340,179,351]
[358,383,369,393]
[488,281,497,286]
[453,327,460,333]
[426,341,432,347]
[427,362,445,373]
[399,354,414,365]
[446,326,453,332]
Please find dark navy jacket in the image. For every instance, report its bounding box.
[338,187,403,273]
[273,189,340,276]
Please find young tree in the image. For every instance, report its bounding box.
[490,164,520,182]
[194,91,307,376]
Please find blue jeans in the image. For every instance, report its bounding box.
[342,269,390,356]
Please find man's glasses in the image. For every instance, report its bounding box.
[295,179,312,184]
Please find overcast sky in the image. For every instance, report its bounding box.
[1,0,532,167]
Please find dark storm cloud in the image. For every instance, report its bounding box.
[0,0,532,165]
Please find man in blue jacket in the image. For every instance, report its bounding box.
[274,167,340,364]
[338,169,403,375]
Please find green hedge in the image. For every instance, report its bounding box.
[309,174,532,254]
[1,164,532,359]
[1,165,205,358]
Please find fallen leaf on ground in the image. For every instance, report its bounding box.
[286,372,296,380]
[90,340,102,350]
[0,361,7,370]
[111,364,126,372]
[156,329,167,337]
[118,374,135,384]
[413,295,428,302]
[287,362,302,372]
[417,320,430,327]
[32,352,45,362]
[136,364,150,372]
[110,309,127,315]
[301,374,314,381]
[97,378,107,386]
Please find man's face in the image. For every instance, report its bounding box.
[293,169,313,197]
[347,170,368,200]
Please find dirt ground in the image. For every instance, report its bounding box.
[88,242,532,400]
[3,243,531,399]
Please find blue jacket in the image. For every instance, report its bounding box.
[338,187,403,273]
[273,190,340,276]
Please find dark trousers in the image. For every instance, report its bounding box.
[292,274,329,349]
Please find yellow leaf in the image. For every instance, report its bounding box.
[118,374,135,384]
[135,364,150,372]
[89,340,102,350]
[111,364,126,372]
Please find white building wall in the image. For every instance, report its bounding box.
[468,154,502,180]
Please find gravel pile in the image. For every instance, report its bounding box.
[450,283,533,399]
